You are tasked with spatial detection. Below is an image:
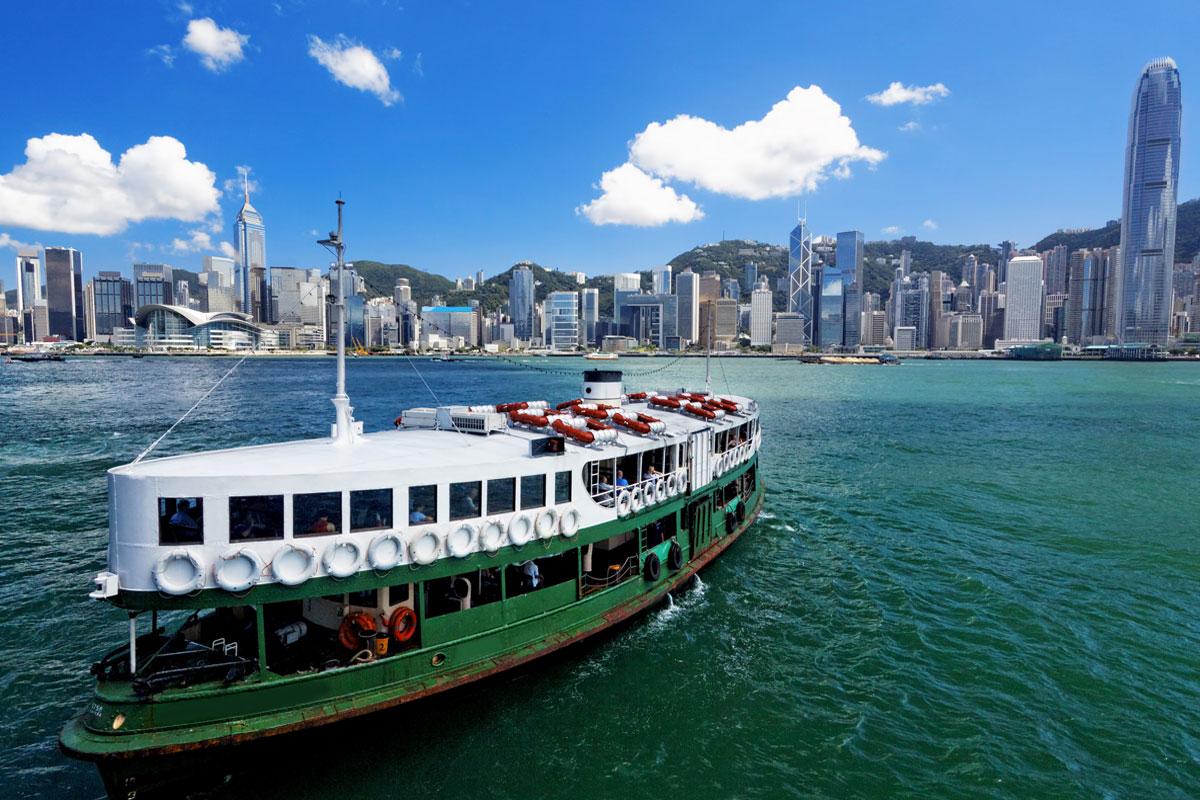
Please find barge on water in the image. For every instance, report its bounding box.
[60,202,764,798]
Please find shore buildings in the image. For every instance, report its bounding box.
[44,246,84,341]
[1002,256,1045,342]
[788,217,813,343]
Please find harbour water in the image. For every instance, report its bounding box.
[3,357,1199,798]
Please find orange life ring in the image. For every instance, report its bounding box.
[338,611,377,650]
[389,606,418,643]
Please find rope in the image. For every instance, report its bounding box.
[133,357,247,463]
[494,353,687,377]
[405,358,472,446]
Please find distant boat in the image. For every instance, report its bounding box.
[430,355,454,362]
[585,352,618,361]
[13,354,65,362]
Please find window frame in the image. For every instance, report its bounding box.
[520,474,546,510]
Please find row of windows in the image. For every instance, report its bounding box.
[158,472,574,545]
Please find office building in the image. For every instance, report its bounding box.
[893,326,917,350]
[723,278,741,299]
[744,262,758,292]
[44,246,84,340]
[714,298,739,341]
[820,230,863,347]
[896,274,930,348]
[202,256,235,290]
[675,269,699,344]
[271,267,325,327]
[651,265,671,295]
[508,264,535,341]
[1003,255,1045,341]
[774,312,806,347]
[949,314,984,349]
[788,217,813,343]
[235,182,267,315]
[620,293,678,349]
[477,270,485,288]
[16,250,41,315]
[90,271,134,339]
[696,271,722,346]
[1116,58,1182,345]
[750,285,772,347]
[998,240,1017,285]
[1042,244,1069,296]
[581,287,599,347]
[546,291,580,351]
[860,310,887,347]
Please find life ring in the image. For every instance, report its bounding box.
[270,543,318,586]
[446,522,478,558]
[338,611,377,650]
[322,537,364,579]
[665,473,679,497]
[535,508,558,540]
[388,606,417,643]
[153,549,205,595]
[409,527,443,565]
[559,507,581,538]
[677,469,688,493]
[508,513,535,547]
[653,477,668,503]
[615,490,633,517]
[629,485,645,513]
[667,540,684,571]
[213,548,264,593]
[480,519,507,553]
[368,532,405,570]
[643,551,661,582]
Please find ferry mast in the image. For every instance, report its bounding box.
[319,199,356,443]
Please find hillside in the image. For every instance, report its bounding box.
[1034,197,1200,263]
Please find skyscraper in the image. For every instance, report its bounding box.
[651,265,672,295]
[236,180,267,315]
[91,271,134,338]
[1116,58,1182,346]
[44,246,84,340]
[16,250,41,317]
[821,231,863,347]
[508,264,535,341]
[546,291,579,351]
[676,269,699,344]
[749,284,772,347]
[744,262,758,292]
[581,287,599,347]
[788,217,813,343]
[1002,256,1045,342]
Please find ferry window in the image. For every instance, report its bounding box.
[520,474,545,510]
[351,489,392,531]
[450,481,482,521]
[230,495,284,541]
[555,471,572,504]
[159,497,203,545]
[506,552,575,597]
[294,491,341,536]
[348,589,378,608]
[424,568,501,618]
[388,583,410,606]
[409,484,437,524]
[487,478,515,514]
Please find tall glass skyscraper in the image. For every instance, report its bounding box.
[1117,58,1181,346]
[236,183,267,316]
[508,264,535,341]
[821,231,863,347]
[44,246,84,341]
[788,218,812,343]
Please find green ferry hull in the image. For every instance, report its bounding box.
[63,463,764,797]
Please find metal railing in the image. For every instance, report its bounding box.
[589,468,687,508]
[582,555,638,595]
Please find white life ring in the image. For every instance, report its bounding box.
[213,548,264,593]
[480,519,507,553]
[368,531,405,570]
[739,444,749,462]
[409,527,443,565]
[447,521,478,558]
[654,477,668,503]
[271,543,317,586]
[322,537,364,579]
[615,489,633,517]
[535,508,558,540]
[153,549,205,595]
[559,507,581,538]
[508,513,535,547]
[665,473,679,497]
[677,469,688,492]
[629,485,645,513]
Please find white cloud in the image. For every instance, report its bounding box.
[923,219,938,230]
[383,47,402,61]
[308,35,400,106]
[623,85,884,201]
[171,227,235,256]
[898,121,921,132]
[219,241,236,258]
[0,133,220,235]
[867,82,950,106]
[177,2,194,14]
[148,44,175,67]
[882,225,901,235]
[576,163,703,227]
[183,18,248,72]
[0,232,38,251]
[412,52,423,77]
[223,164,260,197]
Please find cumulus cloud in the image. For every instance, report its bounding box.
[923,219,938,230]
[147,44,175,67]
[183,18,248,72]
[882,225,901,235]
[898,121,921,132]
[576,164,703,227]
[223,164,260,197]
[383,47,402,60]
[412,52,423,77]
[0,133,220,235]
[867,82,950,106]
[308,35,400,106]
[0,232,38,251]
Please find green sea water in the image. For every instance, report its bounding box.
[2,356,1199,798]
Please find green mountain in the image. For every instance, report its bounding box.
[1034,197,1200,263]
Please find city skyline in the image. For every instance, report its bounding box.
[0,2,1197,286]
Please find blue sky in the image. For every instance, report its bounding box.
[2,0,1197,285]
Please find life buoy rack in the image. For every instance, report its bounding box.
[153,549,205,595]
[388,606,417,643]
[612,413,651,435]
[447,521,479,558]
[322,537,364,579]
[683,404,716,420]
[559,507,581,538]
[409,527,443,565]
[508,513,535,547]
[509,410,549,428]
[650,396,681,410]
[368,532,405,570]
[535,508,558,540]
[552,418,595,445]
[338,611,377,650]
[271,543,318,586]
[615,489,633,517]
[213,548,264,593]
[480,519,507,553]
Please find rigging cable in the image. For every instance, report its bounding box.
[133,356,248,464]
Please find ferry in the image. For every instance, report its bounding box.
[584,351,618,361]
[59,202,764,797]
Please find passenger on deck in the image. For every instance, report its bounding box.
[615,470,629,488]
[409,503,428,524]
[169,502,199,530]
[309,512,336,534]
[521,560,543,590]
[643,466,660,480]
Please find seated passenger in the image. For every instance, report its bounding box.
[310,512,336,534]
[615,470,629,488]
[409,503,428,524]
[521,560,543,590]
[643,466,660,480]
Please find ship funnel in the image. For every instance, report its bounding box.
[582,369,623,408]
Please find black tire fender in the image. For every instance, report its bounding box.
[643,552,661,582]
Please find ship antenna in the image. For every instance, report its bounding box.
[705,302,712,395]
[318,199,356,443]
